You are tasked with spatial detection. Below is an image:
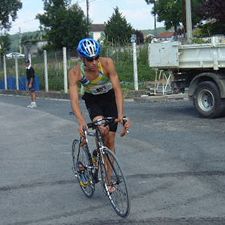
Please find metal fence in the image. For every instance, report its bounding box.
[0,47,70,93]
[0,44,153,93]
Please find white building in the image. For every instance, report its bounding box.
[90,24,105,41]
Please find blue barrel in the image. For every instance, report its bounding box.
[7,76,16,90]
[19,76,27,90]
[19,75,40,91]
[0,75,40,90]
[0,80,4,89]
[34,75,40,91]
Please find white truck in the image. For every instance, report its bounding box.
[148,38,225,118]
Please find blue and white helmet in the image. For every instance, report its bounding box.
[77,38,101,58]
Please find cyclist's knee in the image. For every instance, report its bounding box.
[105,132,116,150]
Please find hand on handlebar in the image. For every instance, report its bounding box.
[79,120,88,137]
[119,117,131,137]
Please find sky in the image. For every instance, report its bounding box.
[9,0,164,35]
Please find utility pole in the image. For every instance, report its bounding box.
[185,0,192,44]
[19,27,22,53]
[153,1,157,36]
[86,0,89,36]
[131,34,139,91]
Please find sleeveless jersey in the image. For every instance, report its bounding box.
[79,62,112,95]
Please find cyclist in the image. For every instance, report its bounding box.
[69,38,131,190]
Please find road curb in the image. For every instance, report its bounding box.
[0,90,189,102]
[0,90,69,99]
[133,93,189,102]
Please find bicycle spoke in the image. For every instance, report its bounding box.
[100,148,130,217]
[72,139,95,198]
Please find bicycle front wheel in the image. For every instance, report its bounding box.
[72,139,95,198]
[100,147,130,217]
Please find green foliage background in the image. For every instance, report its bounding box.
[104,7,133,45]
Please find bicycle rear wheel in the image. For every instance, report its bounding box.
[100,147,130,217]
[72,139,95,198]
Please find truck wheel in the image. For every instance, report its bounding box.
[193,81,225,118]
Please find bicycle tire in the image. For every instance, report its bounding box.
[72,139,95,198]
[99,147,130,217]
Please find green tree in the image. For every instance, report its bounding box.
[21,33,40,56]
[104,7,133,45]
[0,0,22,30]
[145,0,154,3]
[0,34,10,55]
[36,0,88,50]
[145,0,203,33]
[155,0,183,32]
[200,0,225,22]
[197,0,225,35]
[134,30,144,45]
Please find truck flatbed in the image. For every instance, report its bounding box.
[149,41,225,70]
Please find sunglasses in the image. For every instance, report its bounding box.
[86,56,99,62]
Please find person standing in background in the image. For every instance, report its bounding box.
[25,59,37,108]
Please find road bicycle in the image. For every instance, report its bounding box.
[72,117,130,217]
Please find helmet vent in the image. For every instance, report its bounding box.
[77,38,100,58]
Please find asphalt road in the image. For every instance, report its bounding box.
[1,94,225,225]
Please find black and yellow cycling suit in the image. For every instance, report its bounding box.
[80,62,118,132]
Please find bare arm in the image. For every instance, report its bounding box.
[69,66,87,134]
[102,58,131,135]
[104,58,124,120]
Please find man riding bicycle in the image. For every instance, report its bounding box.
[69,38,130,162]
